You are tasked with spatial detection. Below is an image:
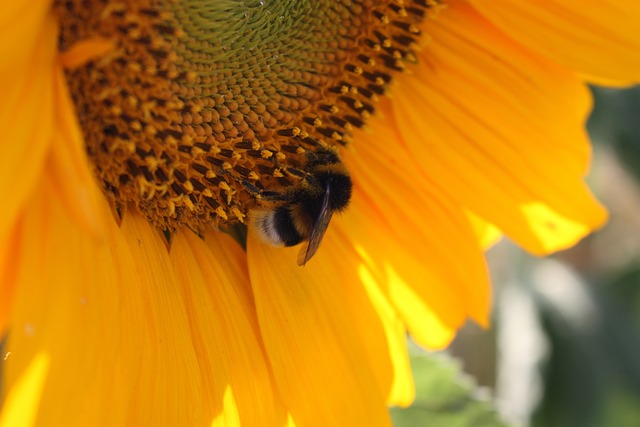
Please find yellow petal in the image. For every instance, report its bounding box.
[0,353,49,427]
[466,211,503,250]
[0,10,56,248]
[170,230,289,426]
[395,0,608,255]
[247,230,392,427]
[466,0,640,85]
[357,263,415,407]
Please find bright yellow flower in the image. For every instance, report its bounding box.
[1,0,639,426]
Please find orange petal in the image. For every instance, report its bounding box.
[466,0,640,85]
[58,37,116,69]
[343,125,491,346]
[2,176,281,425]
[394,1,608,255]
[2,184,126,425]
[0,220,22,334]
[170,230,289,426]
[323,224,415,406]
[0,1,51,66]
[0,10,56,248]
[47,68,104,239]
[202,231,257,320]
[247,230,392,427]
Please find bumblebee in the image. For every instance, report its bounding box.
[251,147,353,266]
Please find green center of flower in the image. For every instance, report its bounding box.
[56,0,437,232]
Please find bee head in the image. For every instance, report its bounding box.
[308,158,352,212]
[303,147,353,212]
[305,147,342,169]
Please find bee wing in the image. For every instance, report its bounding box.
[297,182,334,266]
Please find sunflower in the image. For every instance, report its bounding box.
[1,0,639,425]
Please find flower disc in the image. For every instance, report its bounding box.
[57,0,438,232]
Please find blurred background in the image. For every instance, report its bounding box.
[394,86,640,427]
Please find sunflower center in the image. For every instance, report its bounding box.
[56,0,437,232]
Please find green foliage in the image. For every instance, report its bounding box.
[532,265,640,427]
[391,349,511,427]
[589,87,640,182]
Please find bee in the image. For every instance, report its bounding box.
[250,147,353,266]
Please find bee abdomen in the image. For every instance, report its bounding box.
[252,206,305,247]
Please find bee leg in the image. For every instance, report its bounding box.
[217,167,291,204]
[238,178,263,196]
[233,176,289,203]
[258,190,289,203]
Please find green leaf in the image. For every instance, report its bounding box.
[391,347,511,427]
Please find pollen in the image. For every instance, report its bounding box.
[55,0,438,233]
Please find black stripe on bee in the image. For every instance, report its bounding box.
[250,147,352,265]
